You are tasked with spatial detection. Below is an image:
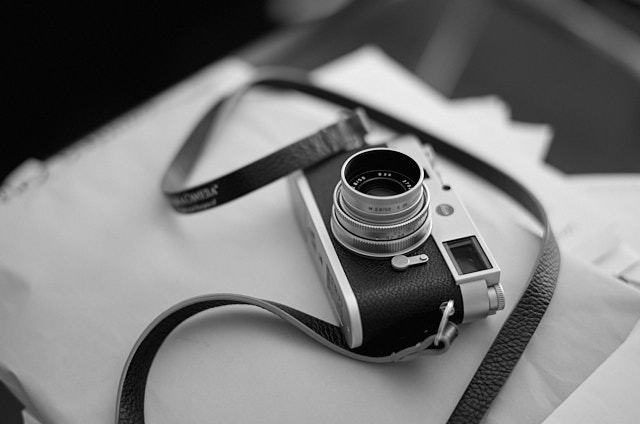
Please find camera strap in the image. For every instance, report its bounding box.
[117,73,560,424]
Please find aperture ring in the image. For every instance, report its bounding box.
[339,183,429,225]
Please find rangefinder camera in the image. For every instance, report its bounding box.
[290,134,504,349]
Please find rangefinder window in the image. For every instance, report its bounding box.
[444,236,492,275]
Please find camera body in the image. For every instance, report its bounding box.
[290,135,503,349]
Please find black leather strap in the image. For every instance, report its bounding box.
[447,230,559,423]
[116,294,458,423]
[162,103,370,212]
[116,73,560,423]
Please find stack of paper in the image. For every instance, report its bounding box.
[1,46,639,424]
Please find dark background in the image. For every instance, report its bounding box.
[2,1,275,181]
[3,0,640,185]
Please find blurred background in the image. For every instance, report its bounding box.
[2,0,639,422]
[3,0,640,183]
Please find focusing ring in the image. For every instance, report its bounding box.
[331,214,433,258]
[333,183,430,240]
[339,183,428,224]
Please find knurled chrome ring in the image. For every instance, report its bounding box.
[331,214,433,258]
[488,284,506,312]
[333,185,430,241]
[335,183,430,225]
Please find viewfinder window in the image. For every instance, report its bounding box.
[444,236,492,275]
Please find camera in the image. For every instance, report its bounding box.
[290,134,504,350]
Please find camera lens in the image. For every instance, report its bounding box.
[340,149,424,223]
[351,171,410,197]
[331,148,432,257]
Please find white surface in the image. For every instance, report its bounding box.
[0,47,639,424]
[566,174,640,284]
[542,317,640,424]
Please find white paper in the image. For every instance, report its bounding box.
[542,317,640,424]
[447,95,553,163]
[566,174,640,252]
[1,46,639,424]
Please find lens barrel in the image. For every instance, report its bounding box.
[331,148,432,257]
